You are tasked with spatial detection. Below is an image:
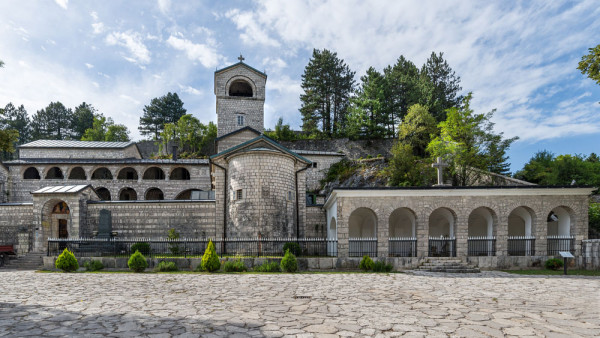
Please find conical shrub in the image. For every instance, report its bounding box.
[280,249,298,272]
[128,250,148,273]
[201,240,221,272]
[55,248,79,272]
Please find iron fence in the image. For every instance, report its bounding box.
[547,235,575,255]
[428,237,456,257]
[349,238,377,257]
[467,236,496,256]
[507,236,535,256]
[47,237,338,258]
[389,237,417,257]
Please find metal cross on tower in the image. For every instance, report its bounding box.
[432,157,450,186]
[238,54,245,62]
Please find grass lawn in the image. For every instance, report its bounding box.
[502,269,600,276]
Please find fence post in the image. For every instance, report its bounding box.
[184,240,187,258]
[47,240,50,257]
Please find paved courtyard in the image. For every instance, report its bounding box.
[0,271,598,337]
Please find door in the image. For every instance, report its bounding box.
[58,219,68,251]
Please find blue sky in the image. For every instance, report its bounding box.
[0,0,598,173]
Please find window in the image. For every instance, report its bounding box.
[236,189,243,200]
[288,191,295,201]
[312,162,318,168]
[237,115,245,126]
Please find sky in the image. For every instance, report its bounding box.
[0,0,599,173]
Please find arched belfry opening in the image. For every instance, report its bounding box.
[228,80,253,97]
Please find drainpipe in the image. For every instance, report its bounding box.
[210,160,227,240]
[295,163,311,240]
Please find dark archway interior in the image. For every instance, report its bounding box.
[95,187,111,201]
[92,168,113,180]
[176,189,201,200]
[117,167,138,180]
[68,167,86,180]
[45,167,64,180]
[145,188,164,200]
[170,167,190,180]
[143,167,165,180]
[23,167,41,179]
[119,188,137,201]
[228,80,253,97]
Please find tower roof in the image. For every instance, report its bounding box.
[214,61,267,78]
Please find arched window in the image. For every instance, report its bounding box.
[228,80,253,97]
[95,187,111,201]
[68,167,86,180]
[507,206,536,256]
[45,167,64,180]
[117,167,138,180]
[143,167,165,180]
[170,167,190,180]
[23,167,41,180]
[145,188,164,200]
[119,188,137,201]
[91,167,113,180]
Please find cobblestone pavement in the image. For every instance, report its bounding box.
[0,271,599,337]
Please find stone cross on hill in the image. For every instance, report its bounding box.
[432,157,450,186]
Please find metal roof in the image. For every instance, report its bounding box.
[32,185,91,194]
[210,135,311,164]
[4,158,209,165]
[19,140,135,149]
[292,150,345,156]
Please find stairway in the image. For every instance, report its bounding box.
[416,257,480,273]
[0,252,44,270]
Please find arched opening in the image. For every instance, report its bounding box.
[348,207,377,257]
[428,207,456,257]
[170,167,190,180]
[467,207,496,256]
[119,187,137,201]
[228,80,253,97]
[547,206,574,255]
[117,167,138,180]
[23,167,41,179]
[95,187,111,201]
[91,167,113,180]
[329,217,337,238]
[389,208,417,257]
[143,167,165,180]
[507,206,536,256]
[38,200,71,252]
[45,167,64,180]
[68,167,86,180]
[175,189,201,200]
[328,217,337,256]
[145,187,164,200]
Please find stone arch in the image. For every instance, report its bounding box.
[23,167,41,179]
[175,189,201,200]
[547,206,575,236]
[91,167,113,180]
[145,187,164,200]
[227,77,255,97]
[389,207,417,238]
[119,187,137,201]
[348,207,377,238]
[68,167,87,180]
[170,167,191,180]
[39,199,72,250]
[95,187,111,201]
[468,207,497,237]
[117,167,139,180]
[428,207,456,237]
[508,206,536,236]
[45,167,64,180]
[143,167,165,180]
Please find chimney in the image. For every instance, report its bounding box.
[172,145,178,161]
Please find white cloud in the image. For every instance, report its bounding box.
[225,8,280,47]
[54,0,68,10]
[85,63,94,69]
[178,84,202,96]
[166,35,222,68]
[92,22,104,34]
[105,31,151,64]
[157,0,171,14]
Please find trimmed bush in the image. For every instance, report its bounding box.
[128,250,148,273]
[282,242,301,256]
[545,258,564,271]
[83,259,104,272]
[359,255,374,271]
[253,261,281,272]
[55,248,79,272]
[372,260,393,273]
[131,242,151,256]
[154,261,178,272]
[223,259,247,272]
[280,249,298,272]
[201,240,221,272]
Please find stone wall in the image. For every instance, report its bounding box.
[86,200,217,238]
[281,138,395,160]
[0,164,7,203]
[217,129,260,153]
[301,154,345,191]
[0,203,34,248]
[19,144,140,159]
[305,205,327,238]
[581,239,600,269]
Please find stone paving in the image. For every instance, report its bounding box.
[0,271,599,337]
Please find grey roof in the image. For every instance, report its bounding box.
[292,150,345,156]
[32,185,91,194]
[4,158,209,165]
[19,140,135,149]
[214,61,267,78]
[211,135,311,164]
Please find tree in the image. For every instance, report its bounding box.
[348,67,389,139]
[578,44,600,86]
[158,114,216,157]
[71,102,96,139]
[300,49,355,137]
[31,102,73,140]
[1,103,30,144]
[139,92,186,139]
[0,128,19,154]
[514,151,600,187]
[421,52,463,121]
[397,104,438,157]
[81,115,130,142]
[264,118,296,141]
[514,150,557,184]
[0,60,4,68]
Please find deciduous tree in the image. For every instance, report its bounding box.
[578,44,600,86]
[81,115,130,142]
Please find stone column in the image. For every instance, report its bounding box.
[416,213,429,258]
[455,215,468,258]
[496,214,508,257]
[337,199,349,258]
[535,216,547,256]
[377,213,389,258]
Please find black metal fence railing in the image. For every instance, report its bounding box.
[428,237,456,257]
[547,235,575,255]
[388,237,417,257]
[47,237,338,258]
[507,236,535,256]
[467,236,496,256]
[348,238,377,257]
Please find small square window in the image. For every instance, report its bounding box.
[312,162,318,168]
[237,115,245,126]
[236,189,243,200]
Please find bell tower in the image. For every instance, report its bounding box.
[214,55,267,137]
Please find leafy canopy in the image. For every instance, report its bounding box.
[578,44,600,86]
[139,92,186,139]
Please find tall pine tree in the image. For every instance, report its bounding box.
[421,52,463,122]
[31,102,73,140]
[139,92,186,139]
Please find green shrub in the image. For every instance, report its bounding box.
[83,259,104,272]
[223,259,247,272]
[545,258,564,271]
[167,228,181,255]
[131,242,151,256]
[283,242,301,256]
[201,240,221,272]
[128,250,148,273]
[280,249,298,272]
[372,260,393,273]
[154,261,179,272]
[359,255,374,271]
[320,159,359,185]
[253,261,281,272]
[55,248,79,272]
